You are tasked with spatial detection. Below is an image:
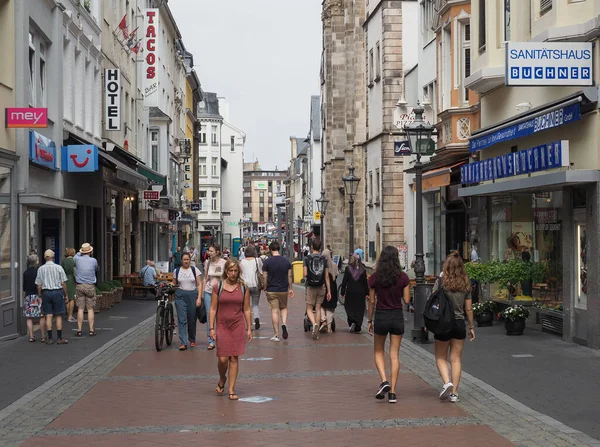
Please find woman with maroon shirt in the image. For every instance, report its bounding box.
[367,246,411,403]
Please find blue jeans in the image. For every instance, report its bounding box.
[174,290,198,347]
[204,291,214,345]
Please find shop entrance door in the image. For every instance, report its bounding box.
[41,219,60,264]
[0,195,15,340]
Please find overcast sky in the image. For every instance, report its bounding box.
[169,0,322,171]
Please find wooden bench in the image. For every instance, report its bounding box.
[123,277,156,297]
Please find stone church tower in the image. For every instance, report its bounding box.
[321,0,367,258]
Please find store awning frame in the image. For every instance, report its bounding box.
[18,193,77,209]
[137,165,167,186]
[98,151,147,190]
[410,161,466,192]
[458,169,600,198]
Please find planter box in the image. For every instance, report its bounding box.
[115,287,123,303]
[537,308,563,336]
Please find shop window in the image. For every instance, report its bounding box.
[489,192,563,309]
[0,204,10,300]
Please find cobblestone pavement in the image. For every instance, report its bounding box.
[0,284,598,447]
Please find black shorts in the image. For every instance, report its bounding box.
[434,319,467,342]
[374,308,405,336]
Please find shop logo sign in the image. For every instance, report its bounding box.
[105,69,121,131]
[62,145,99,172]
[29,130,57,170]
[394,140,411,156]
[144,9,159,106]
[6,108,47,128]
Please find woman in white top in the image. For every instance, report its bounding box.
[199,244,227,350]
[173,252,202,351]
[240,245,263,330]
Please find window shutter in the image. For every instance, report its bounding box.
[478,0,486,51]
[540,0,552,15]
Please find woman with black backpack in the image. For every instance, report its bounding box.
[433,252,475,403]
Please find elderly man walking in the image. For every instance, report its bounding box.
[35,250,69,345]
[74,243,99,337]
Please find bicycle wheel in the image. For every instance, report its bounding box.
[337,283,345,305]
[165,303,174,346]
[155,305,165,352]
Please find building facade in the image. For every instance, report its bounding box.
[0,0,18,340]
[321,0,367,258]
[219,98,246,249]
[197,92,223,253]
[243,163,287,235]
[463,0,600,347]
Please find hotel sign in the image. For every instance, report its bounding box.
[461,140,569,185]
[506,42,593,87]
[470,103,580,152]
[6,108,47,128]
[104,69,121,131]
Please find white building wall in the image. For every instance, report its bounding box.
[220,115,245,239]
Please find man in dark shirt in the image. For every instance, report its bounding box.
[262,241,294,342]
[172,247,182,270]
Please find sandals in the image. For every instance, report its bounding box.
[229,393,239,401]
[29,337,36,343]
[76,331,83,337]
[216,381,226,396]
[89,331,96,337]
[207,343,215,350]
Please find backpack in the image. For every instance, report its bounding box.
[423,287,455,336]
[306,254,326,287]
[174,266,199,286]
[216,281,247,311]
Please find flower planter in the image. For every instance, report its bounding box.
[115,287,123,303]
[475,311,494,327]
[505,318,526,335]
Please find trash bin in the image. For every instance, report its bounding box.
[292,261,304,284]
[411,282,433,343]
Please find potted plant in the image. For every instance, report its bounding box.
[472,300,497,327]
[83,0,91,13]
[500,305,530,335]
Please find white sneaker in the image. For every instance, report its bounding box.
[312,323,319,340]
[349,322,356,333]
[439,382,454,401]
[270,335,280,342]
[449,393,460,403]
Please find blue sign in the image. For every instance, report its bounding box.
[461,140,569,186]
[505,42,593,87]
[61,145,99,172]
[469,103,580,152]
[29,130,57,170]
[394,140,411,156]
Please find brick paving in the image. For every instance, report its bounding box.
[2,284,599,447]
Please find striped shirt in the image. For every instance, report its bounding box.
[35,261,67,290]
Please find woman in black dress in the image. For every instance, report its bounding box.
[340,253,369,332]
[320,248,339,333]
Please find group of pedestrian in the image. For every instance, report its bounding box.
[23,243,98,344]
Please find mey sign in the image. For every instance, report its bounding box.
[6,108,48,128]
[62,145,99,173]
[105,69,121,131]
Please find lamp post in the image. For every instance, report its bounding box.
[403,101,436,342]
[296,216,303,258]
[316,191,329,247]
[238,219,243,240]
[342,166,361,255]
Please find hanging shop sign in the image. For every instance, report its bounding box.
[254,181,267,190]
[470,103,580,152]
[506,42,593,87]
[394,140,411,156]
[461,140,569,186]
[29,130,57,170]
[190,203,200,212]
[144,9,159,107]
[104,69,121,131]
[143,190,160,200]
[5,107,47,128]
[61,145,99,172]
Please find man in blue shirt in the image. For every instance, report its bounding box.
[140,260,158,286]
[74,243,99,336]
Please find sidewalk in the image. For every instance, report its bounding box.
[0,284,597,446]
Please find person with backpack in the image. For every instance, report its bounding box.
[431,252,475,403]
[367,245,411,404]
[173,252,203,351]
[240,245,263,330]
[199,244,227,350]
[209,258,252,400]
[303,239,331,340]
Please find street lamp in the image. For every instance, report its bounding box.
[296,216,303,259]
[238,219,243,240]
[316,191,329,246]
[403,101,436,343]
[342,165,361,255]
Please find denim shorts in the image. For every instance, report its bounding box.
[374,308,405,336]
[41,290,66,316]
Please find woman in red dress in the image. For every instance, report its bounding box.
[209,259,252,400]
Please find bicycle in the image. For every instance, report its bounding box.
[155,282,178,352]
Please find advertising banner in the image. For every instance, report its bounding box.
[61,145,99,172]
[5,108,47,128]
[506,42,593,87]
[104,69,121,131]
[144,9,159,107]
[29,130,57,170]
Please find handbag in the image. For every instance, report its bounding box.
[197,299,207,324]
[255,258,264,290]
